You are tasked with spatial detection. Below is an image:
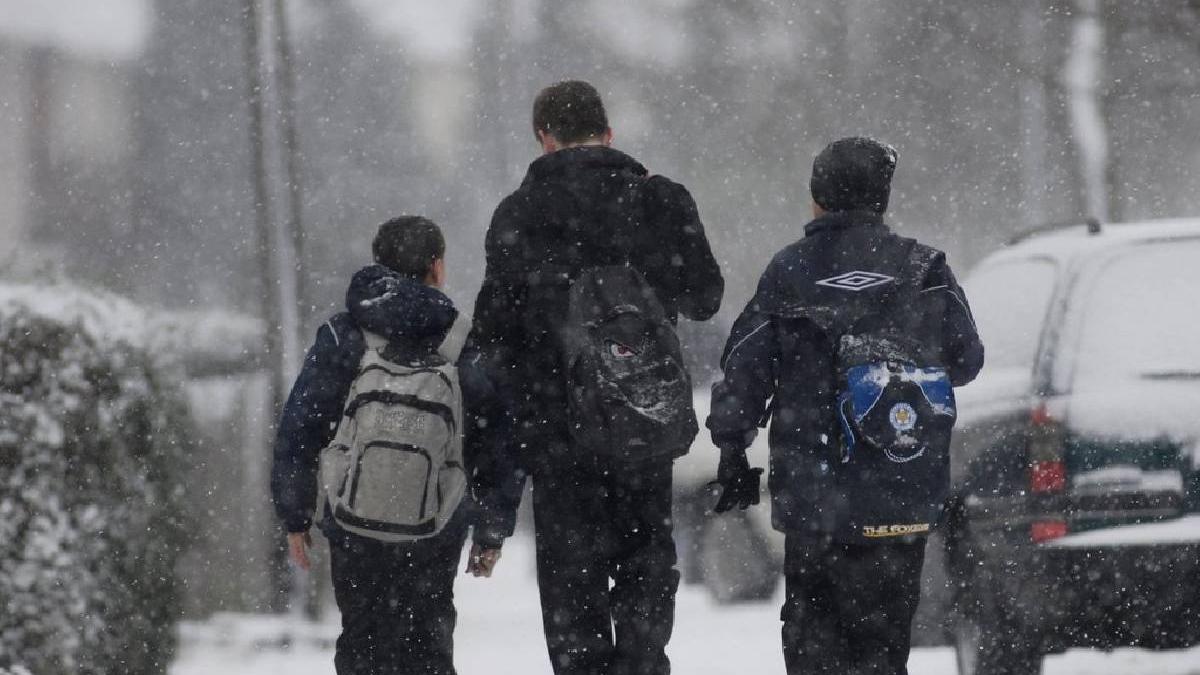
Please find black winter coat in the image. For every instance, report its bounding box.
[460,146,724,541]
[707,211,984,538]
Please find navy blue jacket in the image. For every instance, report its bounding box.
[270,265,458,533]
[707,211,984,537]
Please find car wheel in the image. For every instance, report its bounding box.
[698,510,778,603]
[953,606,1043,675]
[945,502,1044,675]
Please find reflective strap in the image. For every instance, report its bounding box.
[837,394,856,463]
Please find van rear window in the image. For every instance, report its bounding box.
[965,258,1058,371]
[1069,241,1200,390]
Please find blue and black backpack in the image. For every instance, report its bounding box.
[767,228,957,543]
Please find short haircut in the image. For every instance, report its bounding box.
[372,216,445,279]
[531,80,609,145]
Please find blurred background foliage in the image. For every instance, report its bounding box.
[3,0,1198,364]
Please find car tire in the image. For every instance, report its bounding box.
[945,499,1043,675]
[953,602,1043,675]
[698,510,779,603]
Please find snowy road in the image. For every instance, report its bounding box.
[172,534,1200,675]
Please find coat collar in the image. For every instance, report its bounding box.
[804,210,888,237]
[523,146,648,186]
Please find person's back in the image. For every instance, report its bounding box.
[461,80,724,675]
[707,137,984,675]
[271,216,469,675]
[472,151,722,453]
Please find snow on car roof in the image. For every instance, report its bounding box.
[984,218,1200,267]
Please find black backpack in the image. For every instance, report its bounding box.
[559,264,699,463]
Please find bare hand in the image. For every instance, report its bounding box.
[287,531,313,571]
[465,543,502,578]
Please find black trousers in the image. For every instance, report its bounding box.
[531,458,679,675]
[781,536,925,675]
[327,510,468,675]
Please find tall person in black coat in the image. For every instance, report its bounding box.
[707,137,984,675]
[460,80,724,675]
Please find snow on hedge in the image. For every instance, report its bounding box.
[0,281,193,675]
[0,282,266,377]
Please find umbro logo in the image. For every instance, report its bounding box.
[815,271,895,291]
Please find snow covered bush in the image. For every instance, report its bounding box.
[0,284,191,674]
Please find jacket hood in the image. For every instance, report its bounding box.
[345,264,457,350]
[523,146,648,186]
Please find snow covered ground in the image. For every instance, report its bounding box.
[172,534,1200,675]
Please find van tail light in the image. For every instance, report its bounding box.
[1030,460,1066,493]
[1028,402,1068,542]
[1031,520,1068,543]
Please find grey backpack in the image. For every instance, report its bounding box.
[320,331,465,542]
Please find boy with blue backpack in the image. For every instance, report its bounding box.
[707,137,984,675]
[271,216,473,675]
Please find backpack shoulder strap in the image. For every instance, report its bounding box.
[361,330,388,352]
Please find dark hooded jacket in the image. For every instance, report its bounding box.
[459,146,724,543]
[270,265,458,533]
[707,211,984,538]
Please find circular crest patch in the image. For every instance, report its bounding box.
[889,402,917,432]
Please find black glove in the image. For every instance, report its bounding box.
[710,451,763,513]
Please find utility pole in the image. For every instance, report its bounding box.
[274,0,307,364]
[1018,1,1050,225]
[269,0,318,619]
[241,0,291,614]
[1064,0,1111,222]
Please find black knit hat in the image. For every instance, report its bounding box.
[809,136,898,214]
